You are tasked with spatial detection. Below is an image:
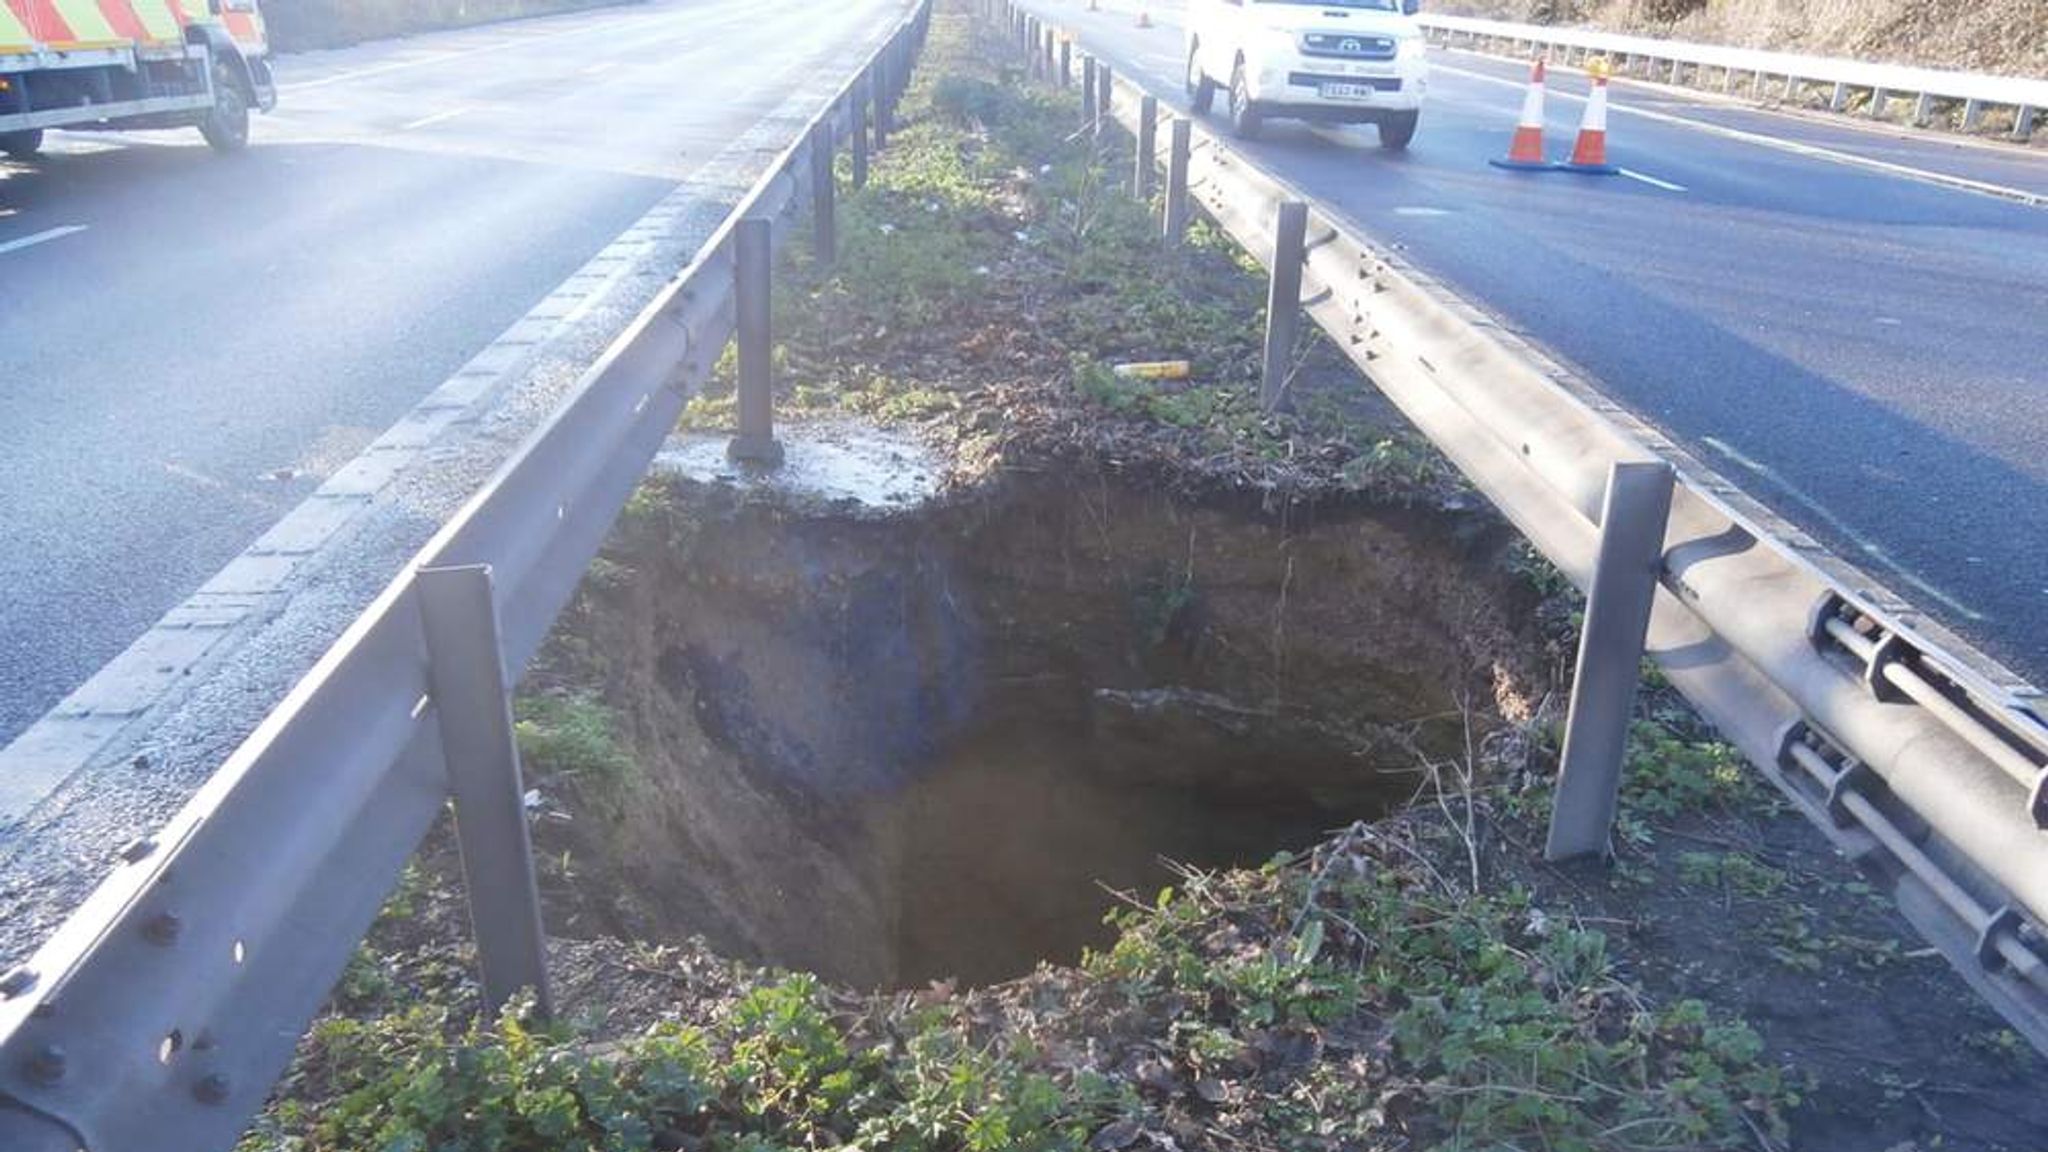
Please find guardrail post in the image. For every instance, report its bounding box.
[875,61,893,149]
[1961,98,1984,132]
[2016,105,2037,141]
[1869,87,1889,118]
[1164,118,1191,245]
[1912,91,1933,126]
[728,218,784,467]
[1083,56,1099,127]
[1260,201,1309,412]
[1829,81,1848,111]
[852,80,871,189]
[810,121,836,266]
[417,564,554,1019]
[1135,95,1158,202]
[1096,62,1115,136]
[1060,38,1073,89]
[1544,461,1676,861]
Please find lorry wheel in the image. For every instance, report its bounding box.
[1228,61,1262,140]
[1378,111,1419,151]
[200,66,250,153]
[0,129,43,158]
[1186,44,1216,114]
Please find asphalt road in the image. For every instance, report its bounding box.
[1025,0,2048,688]
[0,0,904,748]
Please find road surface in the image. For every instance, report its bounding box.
[0,0,905,749]
[0,0,907,959]
[1025,0,2048,689]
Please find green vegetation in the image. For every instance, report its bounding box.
[251,821,1790,1152]
[682,9,1461,502]
[1087,843,1792,1151]
[250,977,1121,1152]
[515,691,637,806]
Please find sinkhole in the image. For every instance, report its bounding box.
[524,436,1541,989]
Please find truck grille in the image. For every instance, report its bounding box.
[1300,33,1398,61]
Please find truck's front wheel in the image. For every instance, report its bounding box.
[0,129,43,158]
[200,66,250,153]
[1228,60,1262,140]
[1378,111,1419,152]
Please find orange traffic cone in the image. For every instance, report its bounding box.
[1490,58,1556,171]
[1561,69,1620,174]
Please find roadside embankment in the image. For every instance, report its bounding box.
[1438,0,2047,79]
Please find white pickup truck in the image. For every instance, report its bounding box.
[1185,0,1429,149]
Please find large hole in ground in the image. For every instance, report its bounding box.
[528,451,1540,989]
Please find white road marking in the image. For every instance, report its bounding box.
[401,107,472,131]
[1393,206,1452,216]
[1618,167,1687,192]
[1433,62,2046,207]
[0,225,87,257]
[1701,435,1987,622]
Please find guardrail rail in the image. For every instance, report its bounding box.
[1416,12,2045,139]
[996,0,2048,1053]
[0,4,931,1148]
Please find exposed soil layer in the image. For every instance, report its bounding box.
[526,462,1538,989]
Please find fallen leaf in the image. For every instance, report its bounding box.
[1089,1119,1143,1151]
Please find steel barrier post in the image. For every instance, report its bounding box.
[1870,87,1889,118]
[1912,91,1933,126]
[1260,201,1308,412]
[1096,62,1115,136]
[728,218,784,467]
[810,121,836,266]
[1136,95,1158,201]
[1545,462,1676,861]
[875,61,893,149]
[852,80,871,189]
[1061,38,1073,89]
[2017,105,2037,141]
[417,564,554,1019]
[1164,118,1191,245]
[1083,56,1099,126]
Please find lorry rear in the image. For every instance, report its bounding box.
[1,0,276,157]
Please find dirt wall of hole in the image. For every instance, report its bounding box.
[532,470,1542,987]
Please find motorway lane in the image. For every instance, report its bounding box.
[0,0,904,747]
[1025,0,2048,686]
